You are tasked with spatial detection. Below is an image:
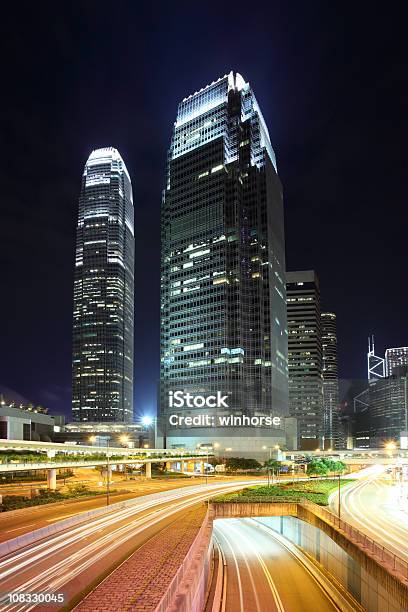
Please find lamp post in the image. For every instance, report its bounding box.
[338,472,341,519]
[106,436,111,506]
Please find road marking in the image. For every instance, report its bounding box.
[223,521,285,612]
[5,524,36,534]
[46,514,76,522]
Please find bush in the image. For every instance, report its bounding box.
[211,479,353,506]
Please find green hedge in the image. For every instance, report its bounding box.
[211,479,353,506]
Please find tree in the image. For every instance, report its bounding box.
[264,459,282,472]
[333,460,346,474]
[307,459,329,476]
[225,457,261,471]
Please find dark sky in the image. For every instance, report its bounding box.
[1,2,407,419]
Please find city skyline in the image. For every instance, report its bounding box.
[1,6,408,612]
[1,3,407,419]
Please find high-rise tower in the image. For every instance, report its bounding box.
[159,72,288,453]
[72,147,134,423]
[287,270,323,449]
[321,312,342,448]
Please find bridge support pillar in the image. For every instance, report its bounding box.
[166,461,171,471]
[200,461,205,475]
[145,462,152,479]
[181,460,186,473]
[47,468,57,491]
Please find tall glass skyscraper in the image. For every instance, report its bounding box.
[72,147,134,423]
[321,312,342,448]
[287,270,323,450]
[159,72,288,453]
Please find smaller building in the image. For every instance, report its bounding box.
[0,398,61,442]
[353,369,408,448]
[54,421,154,449]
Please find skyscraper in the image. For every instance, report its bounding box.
[321,312,342,448]
[159,72,289,454]
[287,270,323,449]
[72,147,134,423]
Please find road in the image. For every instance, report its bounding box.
[0,480,264,611]
[214,518,351,612]
[330,465,408,561]
[0,476,245,542]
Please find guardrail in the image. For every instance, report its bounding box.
[300,499,408,582]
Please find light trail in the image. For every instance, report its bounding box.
[0,480,265,611]
[221,521,285,612]
[214,518,340,611]
[331,465,408,560]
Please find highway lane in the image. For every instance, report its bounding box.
[214,518,343,612]
[0,480,264,611]
[0,474,311,542]
[329,465,408,561]
[0,476,237,542]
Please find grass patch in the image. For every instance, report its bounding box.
[211,478,354,506]
[0,486,102,512]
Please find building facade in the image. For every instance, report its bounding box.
[72,147,134,423]
[0,400,62,442]
[158,72,289,454]
[321,312,342,448]
[385,347,408,376]
[353,372,408,448]
[287,270,323,449]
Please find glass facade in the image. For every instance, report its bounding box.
[159,72,288,443]
[321,312,342,448]
[72,147,134,423]
[287,270,324,449]
[385,347,408,376]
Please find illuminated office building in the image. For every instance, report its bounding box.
[72,147,134,423]
[159,72,289,454]
[287,270,323,449]
[321,312,342,448]
[385,347,408,376]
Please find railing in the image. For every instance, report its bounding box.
[299,499,408,582]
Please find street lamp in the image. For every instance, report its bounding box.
[106,436,111,506]
[119,434,130,446]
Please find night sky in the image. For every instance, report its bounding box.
[1,2,407,419]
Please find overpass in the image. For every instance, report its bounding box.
[286,449,408,466]
[0,439,211,489]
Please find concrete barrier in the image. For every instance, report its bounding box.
[155,510,212,612]
[0,489,179,558]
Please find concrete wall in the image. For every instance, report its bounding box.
[256,515,405,612]
[210,502,408,612]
